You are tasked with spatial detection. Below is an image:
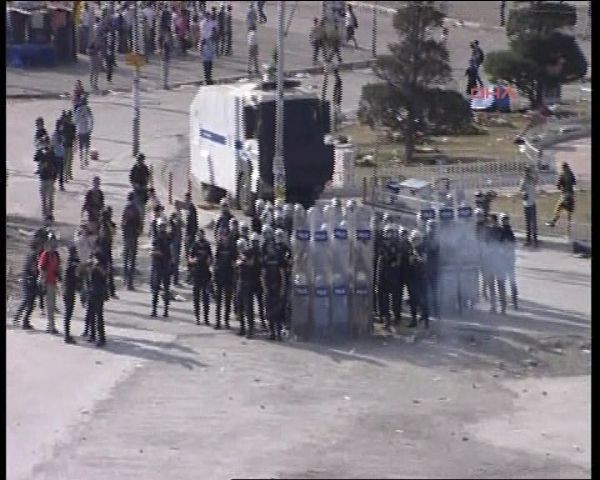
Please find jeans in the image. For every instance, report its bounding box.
[123,234,138,287]
[203,60,213,85]
[64,146,74,180]
[523,204,538,243]
[40,179,55,219]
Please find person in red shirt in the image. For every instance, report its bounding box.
[38,234,62,334]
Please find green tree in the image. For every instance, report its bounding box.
[485,1,587,109]
[360,2,457,162]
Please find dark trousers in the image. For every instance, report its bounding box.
[215,280,233,327]
[123,234,138,287]
[171,240,181,285]
[237,283,255,334]
[311,42,321,64]
[426,272,440,318]
[496,278,507,313]
[85,295,105,341]
[63,289,76,338]
[408,277,429,325]
[265,289,283,338]
[378,276,401,326]
[14,281,37,325]
[524,204,538,243]
[151,266,170,315]
[203,61,213,85]
[250,283,266,326]
[226,30,232,55]
[105,53,115,82]
[193,279,211,324]
[56,158,65,190]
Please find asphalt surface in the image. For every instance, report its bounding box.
[6,84,591,479]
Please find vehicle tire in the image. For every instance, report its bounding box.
[237,171,256,216]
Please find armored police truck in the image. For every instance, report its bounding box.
[189,78,334,213]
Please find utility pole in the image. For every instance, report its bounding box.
[273,1,286,202]
[372,1,378,58]
[132,1,141,157]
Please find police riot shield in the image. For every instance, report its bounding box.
[350,205,374,337]
[455,205,479,312]
[437,206,460,314]
[331,220,351,338]
[290,204,312,340]
[311,222,331,340]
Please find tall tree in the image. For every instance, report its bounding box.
[485,1,587,109]
[370,1,451,163]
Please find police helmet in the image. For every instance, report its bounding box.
[274,198,284,210]
[474,208,485,219]
[255,198,265,212]
[345,199,357,212]
[410,229,423,242]
[236,238,248,252]
[282,203,292,216]
[219,197,230,208]
[136,153,145,162]
[383,225,395,238]
[275,228,286,243]
[474,190,483,198]
[250,232,261,244]
[331,197,341,209]
[240,221,249,231]
[500,213,510,224]
[262,224,274,238]
[228,217,238,228]
[399,226,408,236]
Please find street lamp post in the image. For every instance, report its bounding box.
[273,1,286,202]
[132,1,141,157]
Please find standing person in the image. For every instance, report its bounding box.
[202,37,216,85]
[72,79,86,110]
[82,176,105,231]
[143,2,155,57]
[214,198,233,236]
[175,7,189,56]
[104,26,116,83]
[396,227,412,324]
[213,228,235,329]
[465,61,479,97]
[121,192,143,290]
[34,117,48,150]
[12,240,42,330]
[547,162,576,230]
[150,220,172,318]
[160,27,173,89]
[80,3,93,54]
[169,211,184,287]
[469,40,484,87]
[309,17,322,65]
[332,68,343,127]
[73,96,94,168]
[124,3,134,52]
[200,10,216,45]
[407,230,429,329]
[246,3,257,32]
[190,13,201,51]
[423,219,440,319]
[51,119,66,192]
[247,26,259,75]
[217,3,226,56]
[159,3,172,44]
[375,225,400,330]
[34,134,57,222]
[38,234,62,335]
[257,0,267,23]
[129,152,151,221]
[88,40,102,91]
[345,4,358,48]
[499,213,519,310]
[224,4,233,56]
[62,110,76,181]
[149,204,167,245]
[519,165,538,247]
[63,246,81,344]
[184,192,198,263]
[325,19,343,64]
[248,233,267,330]
[235,238,257,338]
[188,228,213,325]
[84,253,108,346]
[100,207,118,298]
[262,238,285,340]
[487,214,506,314]
[74,221,95,307]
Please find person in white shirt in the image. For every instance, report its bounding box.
[247,27,259,75]
[519,165,538,247]
[200,11,215,44]
[73,98,94,168]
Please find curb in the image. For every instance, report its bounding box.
[513,231,589,254]
[6,59,376,101]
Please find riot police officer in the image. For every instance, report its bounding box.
[239,221,250,241]
[249,232,266,330]
[85,252,108,346]
[487,213,505,314]
[63,246,81,344]
[213,228,236,329]
[376,225,400,330]
[275,228,292,328]
[235,238,258,338]
[214,197,233,236]
[408,230,429,328]
[475,208,494,308]
[499,213,518,310]
[423,219,440,319]
[251,198,265,233]
[228,217,240,244]
[396,227,412,324]
[150,219,172,318]
[188,228,213,325]
[262,238,286,340]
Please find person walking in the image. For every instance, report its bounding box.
[13,239,42,330]
[188,228,213,326]
[82,176,105,231]
[51,119,66,192]
[88,40,102,91]
[73,96,94,168]
[469,40,484,87]
[217,3,226,56]
[519,165,538,247]
[150,220,172,318]
[547,162,576,231]
[38,234,62,335]
[332,68,343,127]
[247,3,257,32]
[63,246,81,344]
[104,27,116,83]
[84,252,108,346]
[247,26,259,76]
[160,27,173,89]
[213,228,235,329]
[169,211,184,286]
[121,192,143,290]
[257,0,267,24]
[62,110,76,181]
[345,4,358,48]
[34,134,57,222]
[309,17,322,65]
[262,235,286,340]
[224,4,233,56]
[202,37,216,85]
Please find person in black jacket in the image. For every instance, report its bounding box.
[122,192,142,290]
[129,153,151,206]
[408,230,429,329]
[188,228,213,325]
[85,252,108,346]
[150,220,172,318]
[35,134,57,222]
[262,238,286,340]
[235,238,258,338]
[13,240,42,330]
[34,117,48,149]
[213,228,235,329]
[82,176,105,231]
[63,246,81,344]
[224,4,233,55]
[499,213,518,310]
[61,110,76,182]
[376,225,399,330]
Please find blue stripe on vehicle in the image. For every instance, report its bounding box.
[199,128,226,145]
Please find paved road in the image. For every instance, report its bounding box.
[6,88,591,479]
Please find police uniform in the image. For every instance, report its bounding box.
[407,239,429,328]
[213,236,236,329]
[236,244,259,338]
[248,241,266,330]
[396,234,412,323]
[262,243,285,340]
[376,233,400,329]
[500,220,518,310]
[150,227,172,317]
[121,197,142,289]
[275,237,292,327]
[189,236,213,325]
